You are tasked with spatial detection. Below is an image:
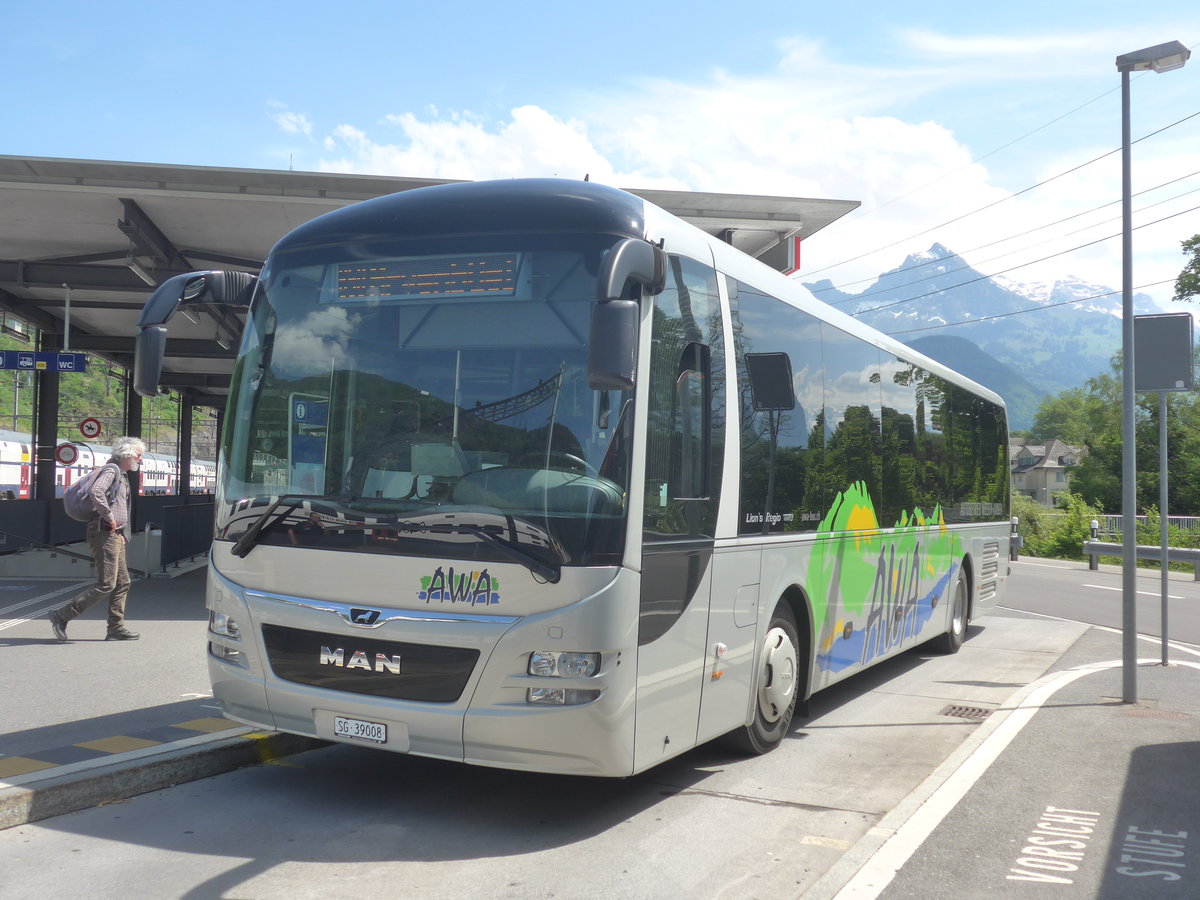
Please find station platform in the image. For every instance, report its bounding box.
[0,563,320,828]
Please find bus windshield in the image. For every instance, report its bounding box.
[216,233,632,568]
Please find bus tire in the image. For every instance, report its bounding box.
[723,602,800,756]
[931,568,969,654]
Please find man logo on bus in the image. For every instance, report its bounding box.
[418,566,500,606]
[319,646,401,674]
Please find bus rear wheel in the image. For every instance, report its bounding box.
[931,568,969,654]
[724,602,800,756]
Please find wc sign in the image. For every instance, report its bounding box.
[0,351,88,372]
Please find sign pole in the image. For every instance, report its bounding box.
[62,283,71,352]
[1159,390,1169,665]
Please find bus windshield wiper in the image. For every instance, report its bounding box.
[449,522,561,583]
[391,516,563,583]
[230,494,314,558]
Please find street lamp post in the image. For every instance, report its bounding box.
[1115,40,1190,703]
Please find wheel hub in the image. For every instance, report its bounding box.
[758,626,798,723]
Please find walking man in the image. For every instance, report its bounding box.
[49,435,146,642]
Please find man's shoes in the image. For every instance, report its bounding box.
[49,610,68,643]
[105,626,140,641]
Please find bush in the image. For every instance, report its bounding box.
[1134,506,1200,571]
[1012,492,1101,560]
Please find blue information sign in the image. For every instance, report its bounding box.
[0,351,88,373]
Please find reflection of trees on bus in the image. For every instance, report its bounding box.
[732,281,1008,535]
[642,260,724,541]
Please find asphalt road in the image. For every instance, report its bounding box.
[1003,557,1200,647]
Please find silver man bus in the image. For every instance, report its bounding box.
[134,178,1010,776]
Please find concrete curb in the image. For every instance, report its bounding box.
[0,728,326,830]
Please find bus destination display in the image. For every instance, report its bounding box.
[336,254,519,301]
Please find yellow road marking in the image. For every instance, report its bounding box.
[0,757,57,777]
[801,835,853,850]
[172,717,240,733]
[75,736,162,753]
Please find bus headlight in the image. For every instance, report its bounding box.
[209,611,241,640]
[526,651,601,705]
[526,687,602,706]
[208,641,247,668]
[527,650,599,678]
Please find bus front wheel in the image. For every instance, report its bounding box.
[724,602,801,755]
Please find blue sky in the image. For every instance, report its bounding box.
[4,1,1198,311]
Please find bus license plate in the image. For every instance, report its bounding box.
[333,716,387,744]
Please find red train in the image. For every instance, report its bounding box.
[0,429,216,499]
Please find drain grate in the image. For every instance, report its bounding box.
[1125,709,1192,720]
[940,705,994,720]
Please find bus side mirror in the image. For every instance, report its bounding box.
[133,325,168,398]
[588,300,639,390]
[596,238,667,302]
[133,269,259,398]
[588,238,666,390]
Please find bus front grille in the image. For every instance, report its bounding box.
[261,623,479,703]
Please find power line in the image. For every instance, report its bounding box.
[848,204,1200,318]
[827,62,1186,234]
[822,179,1200,307]
[802,109,1200,279]
[882,278,1178,337]
[812,170,1200,300]
[838,83,1123,224]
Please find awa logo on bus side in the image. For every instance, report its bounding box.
[417,566,501,606]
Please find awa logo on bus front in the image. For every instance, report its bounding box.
[418,566,501,606]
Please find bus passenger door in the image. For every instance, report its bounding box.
[633,258,723,770]
[696,548,762,744]
[636,535,713,771]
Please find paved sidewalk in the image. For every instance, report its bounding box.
[836,625,1200,899]
[0,566,322,828]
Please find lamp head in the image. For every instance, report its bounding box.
[1116,40,1190,73]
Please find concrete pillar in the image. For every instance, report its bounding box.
[178,391,193,499]
[32,334,61,510]
[124,382,144,529]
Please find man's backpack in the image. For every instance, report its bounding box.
[63,463,122,523]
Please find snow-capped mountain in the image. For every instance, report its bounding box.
[803,243,1165,431]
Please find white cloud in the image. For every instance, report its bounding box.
[273,306,355,379]
[318,105,620,183]
[295,33,1198,311]
[268,101,314,138]
[897,28,1098,60]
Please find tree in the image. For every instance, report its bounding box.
[1173,234,1200,303]
[1028,387,1096,445]
[1031,348,1200,515]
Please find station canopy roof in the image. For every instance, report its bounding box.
[0,155,858,409]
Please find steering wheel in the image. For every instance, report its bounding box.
[512,451,598,477]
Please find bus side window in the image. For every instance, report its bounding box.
[673,342,710,500]
[642,255,722,541]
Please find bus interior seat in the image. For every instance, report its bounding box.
[411,442,469,477]
[453,466,622,516]
[362,468,415,499]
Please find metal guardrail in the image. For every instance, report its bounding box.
[1095,514,1200,534]
[1082,540,1200,580]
